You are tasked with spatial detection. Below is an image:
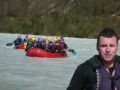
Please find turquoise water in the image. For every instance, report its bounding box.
[0,33,120,90]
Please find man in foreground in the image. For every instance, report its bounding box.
[67,27,120,90]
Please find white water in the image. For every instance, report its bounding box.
[0,33,120,90]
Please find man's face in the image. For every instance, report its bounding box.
[97,36,118,62]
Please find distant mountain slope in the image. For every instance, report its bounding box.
[0,0,120,38]
[0,0,120,16]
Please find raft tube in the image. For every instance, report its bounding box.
[15,43,25,49]
[26,48,67,58]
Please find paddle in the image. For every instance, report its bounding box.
[67,48,77,55]
[6,42,14,46]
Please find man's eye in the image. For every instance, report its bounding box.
[110,45,115,47]
[100,45,106,47]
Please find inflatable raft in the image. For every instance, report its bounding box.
[26,48,67,58]
[15,43,25,49]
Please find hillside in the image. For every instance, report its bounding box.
[0,0,120,38]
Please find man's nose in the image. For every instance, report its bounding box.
[106,46,110,52]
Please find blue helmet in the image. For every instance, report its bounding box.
[38,37,42,42]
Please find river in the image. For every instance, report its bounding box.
[0,33,120,90]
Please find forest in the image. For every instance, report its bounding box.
[0,0,120,38]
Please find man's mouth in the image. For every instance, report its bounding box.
[105,54,111,58]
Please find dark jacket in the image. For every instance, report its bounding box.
[14,38,23,46]
[67,55,120,90]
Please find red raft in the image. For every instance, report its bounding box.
[15,43,25,49]
[26,48,67,58]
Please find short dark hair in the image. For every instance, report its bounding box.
[97,27,118,45]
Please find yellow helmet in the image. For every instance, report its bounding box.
[54,37,58,42]
[31,35,35,38]
[30,35,35,41]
